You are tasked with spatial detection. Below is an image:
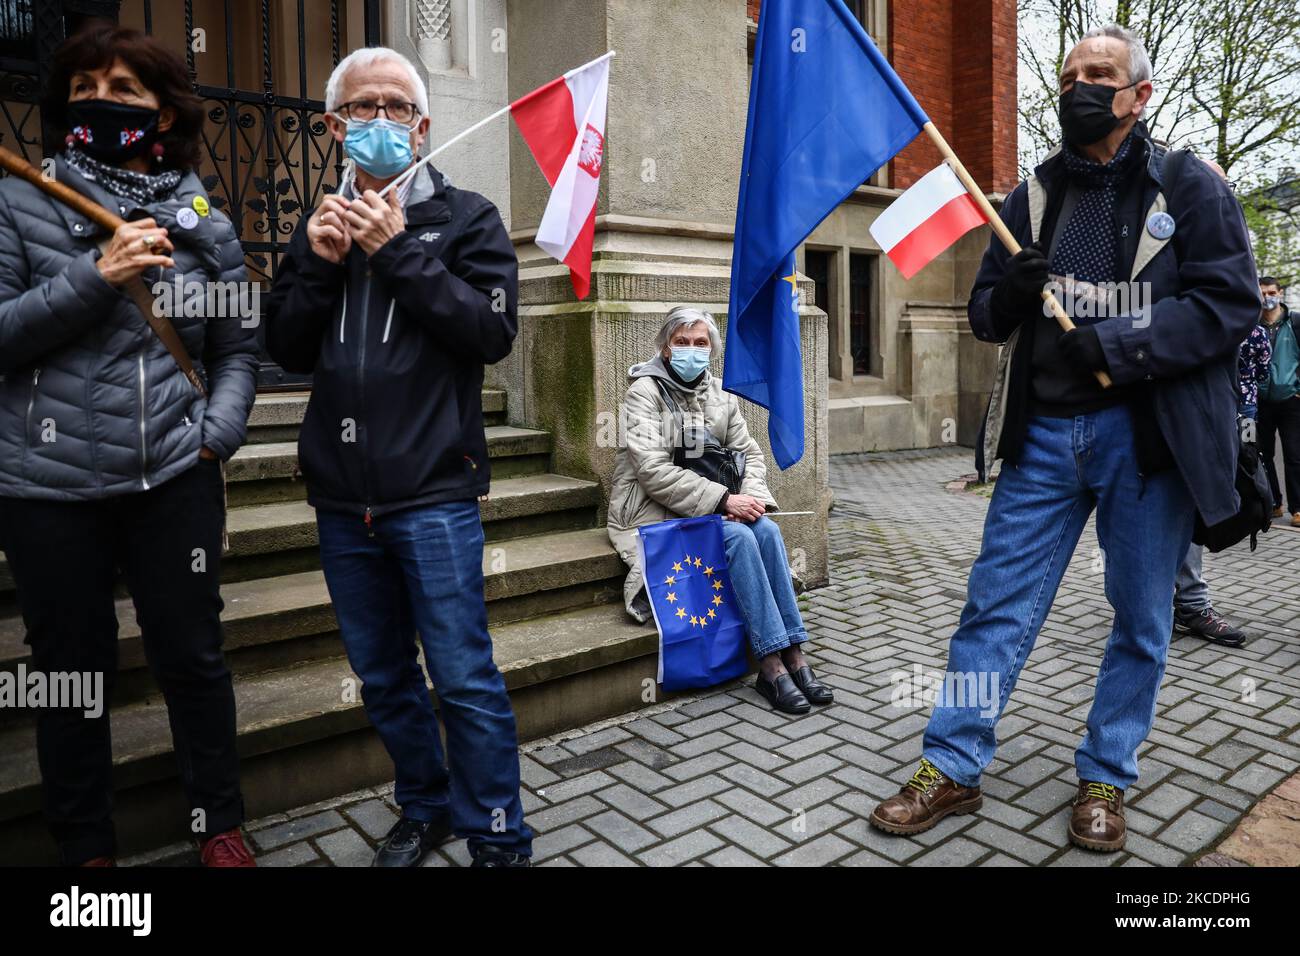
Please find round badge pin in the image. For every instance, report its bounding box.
[192,195,210,218]
[1147,211,1175,240]
[176,207,199,230]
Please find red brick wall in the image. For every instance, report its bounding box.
[889,0,1017,193]
[749,0,1017,194]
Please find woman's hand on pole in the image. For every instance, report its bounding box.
[95,218,174,285]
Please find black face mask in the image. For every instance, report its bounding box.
[66,99,161,164]
[1058,80,1137,148]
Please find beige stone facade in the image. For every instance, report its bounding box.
[390,0,1016,588]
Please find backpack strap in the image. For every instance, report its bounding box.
[650,376,686,449]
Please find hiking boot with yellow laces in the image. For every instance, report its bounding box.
[869,758,983,835]
[1068,780,1126,852]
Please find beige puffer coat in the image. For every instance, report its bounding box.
[607,354,777,622]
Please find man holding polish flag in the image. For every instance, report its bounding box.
[383,52,612,300]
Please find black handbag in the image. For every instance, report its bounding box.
[1191,430,1272,552]
[652,377,747,495]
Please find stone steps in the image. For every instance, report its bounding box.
[0,387,670,864]
[225,423,551,506]
[245,389,508,444]
[0,454,593,600]
[0,603,662,862]
[0,526,625,709]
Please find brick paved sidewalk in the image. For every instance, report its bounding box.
[128,448,1300,867]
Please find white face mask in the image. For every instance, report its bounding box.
[1263,295,1281,311]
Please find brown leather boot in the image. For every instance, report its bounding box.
[1068,781,1126,852]
[869,758,982,835]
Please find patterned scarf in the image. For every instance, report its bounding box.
[64,145,182,208]
[1052,131,1138,286]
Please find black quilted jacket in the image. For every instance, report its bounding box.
[0,156,258,499]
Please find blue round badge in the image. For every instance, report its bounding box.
[1147,211,1176,240]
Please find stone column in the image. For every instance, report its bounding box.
[387,0,512,222]
[494,0,830,587]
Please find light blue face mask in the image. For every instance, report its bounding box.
[343,117,414,179]
[669,346,711,381]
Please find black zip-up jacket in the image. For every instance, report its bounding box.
[264,164,518,520]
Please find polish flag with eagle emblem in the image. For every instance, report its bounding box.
[510,54,610,299]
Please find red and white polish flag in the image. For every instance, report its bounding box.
[510,56,610,299]
[869,162,988,279]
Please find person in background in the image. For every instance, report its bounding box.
[1257,276,1300,526]
[1170,159,1266,648]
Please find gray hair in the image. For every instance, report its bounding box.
[1080,23,1153,87]
[656,306,722,357]
[325,46,429,118]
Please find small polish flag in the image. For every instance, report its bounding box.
[511,55,610,299]
[869,162,988,279]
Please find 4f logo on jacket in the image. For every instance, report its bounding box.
[418,231,441,242]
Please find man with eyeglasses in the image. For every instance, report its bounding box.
[265,47,531,868]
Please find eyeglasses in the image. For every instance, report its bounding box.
[336,100,420,124]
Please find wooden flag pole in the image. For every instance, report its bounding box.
[920,121,1112,388]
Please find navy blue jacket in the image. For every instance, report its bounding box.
[969,129,1260,526]
[264,165,518,519]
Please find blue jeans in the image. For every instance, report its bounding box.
[721,516,808,658]
[1174,543,1210,614]
[923,405,1193,790]
[317,500,532,856]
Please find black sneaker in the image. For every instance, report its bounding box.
[372,815,453,867]
[1173,607,1246,647]
[470,845,532,868]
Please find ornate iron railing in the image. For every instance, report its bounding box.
[0,0,382,387]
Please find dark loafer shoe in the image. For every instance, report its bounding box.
[1068,781,1126,852]
[372,815,453,867]
[869,759,982,835]
[471,846,532,867]
[755,672,811,715]
[789,665,833,705]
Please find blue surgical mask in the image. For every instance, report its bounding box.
[342,117,414,179]
[669,346,711,381]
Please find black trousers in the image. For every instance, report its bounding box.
[0,459,242,864]
[1258,396,1300,515]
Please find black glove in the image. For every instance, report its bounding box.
[1058,325,1109,373]
[988,243,1050,337]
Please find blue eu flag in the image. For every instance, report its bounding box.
[638,515,748,691]
[724,0,930,468]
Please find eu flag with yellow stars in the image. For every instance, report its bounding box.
[725,0,929,468]
[638,515,748,691]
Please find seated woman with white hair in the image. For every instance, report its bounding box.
[607,306,832,715]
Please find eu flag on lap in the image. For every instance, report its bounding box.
[638,515,748,692]
[724,0,930,468]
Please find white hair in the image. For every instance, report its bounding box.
[657,306,722,357]
[324,46,428,118]
[1080,23,1153,87]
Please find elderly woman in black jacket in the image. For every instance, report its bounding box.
[0,23,257,866]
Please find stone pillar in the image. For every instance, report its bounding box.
[387,0,512,222]
[493,0,830,587]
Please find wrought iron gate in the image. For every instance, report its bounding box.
[0,0,382,388]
